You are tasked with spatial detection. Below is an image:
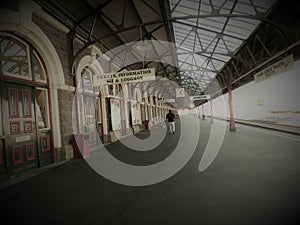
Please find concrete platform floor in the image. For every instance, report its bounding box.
[1,117,300,225]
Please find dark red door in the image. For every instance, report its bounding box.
[2,83,38,177]
[0,138,6,180]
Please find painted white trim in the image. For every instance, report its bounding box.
[101,94,108,135]
[121,84,130,129]
[134,88,142,102]
[50,83,75,92]
[76,54,108,135]
[49,89,61,148]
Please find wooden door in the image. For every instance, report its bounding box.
[2,83,38,177]
[0,92,6,180]
[0,139,6,180]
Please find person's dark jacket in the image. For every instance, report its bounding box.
[166,112,175,122]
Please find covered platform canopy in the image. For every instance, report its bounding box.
[32,0,300,107]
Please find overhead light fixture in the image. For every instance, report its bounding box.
[135,26,153,69]
[135,26,152,52]
[135,41,152,51]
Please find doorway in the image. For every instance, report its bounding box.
[0,83,53,179]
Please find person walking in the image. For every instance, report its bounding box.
[166,110,176,134]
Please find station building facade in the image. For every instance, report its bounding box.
[0,1,171,180]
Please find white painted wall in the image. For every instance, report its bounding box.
[202,59,300,126]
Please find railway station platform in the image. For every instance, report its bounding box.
[1,117,300,225]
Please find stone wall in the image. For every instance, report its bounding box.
[32,13,73,86]
[32,13,75,161]
[58,89,75,161]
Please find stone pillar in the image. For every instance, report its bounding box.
[58,89,75,160]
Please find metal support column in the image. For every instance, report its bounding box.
[228,84,236,131]
[209,97,214,124]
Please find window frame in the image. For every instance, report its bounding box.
[0,33,33,81]
[32,50,47,84]
[0,33,48,86]
[35,87,50,131]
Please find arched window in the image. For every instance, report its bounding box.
[77,67,98,144]
[0,35,30,79]
[32,50,47,83]
[81,68,93,92]
[0,34,49,129]
[0,34,47,84]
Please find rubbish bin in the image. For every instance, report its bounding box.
[144,120,149,130]
[73,133,90,158]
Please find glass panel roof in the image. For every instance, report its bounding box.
[170,0,276,93]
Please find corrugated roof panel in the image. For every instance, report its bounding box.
[224,18,258,39]
[198,18,226,33]
[222,36,244,49]
[176,4,199,16]
[205,37,219,51]
[176,18,197,27]
[228,17,259,30]
[174,22,191,31]
[198,0,214,13]
[213,54,231,62]
[234,1,257,15]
